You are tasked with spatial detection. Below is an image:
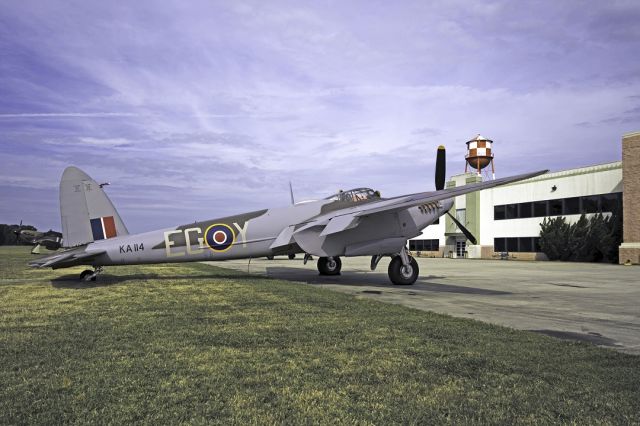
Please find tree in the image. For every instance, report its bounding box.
[568,214,593,261]
[539,210,623,264]
[539,217,571,261]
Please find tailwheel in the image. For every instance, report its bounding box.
[79,269,96,282]
[317,256,342,275]
[388,256,419,285]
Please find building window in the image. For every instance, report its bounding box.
[582,195,600,213]
[533,200,548,217]
[494,192,622,220]
[564,197,580,215]
[519,202,533,218]
[519,237,533,252]
[505,204,518,219]
[549,199,563,216]
[600,193,622,213]
[494,237,541,252]
[409,239,440,251]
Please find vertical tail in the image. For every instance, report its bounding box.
[59,166,128,247]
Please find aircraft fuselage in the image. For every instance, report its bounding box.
[85,197,452,267]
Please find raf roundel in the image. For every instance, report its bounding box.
[204,224,235,252]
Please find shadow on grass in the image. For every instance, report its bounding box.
[50,271,271,289]
[531,329,621,348]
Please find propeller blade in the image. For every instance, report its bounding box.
[435,145,446,191]
[446,211,477,245]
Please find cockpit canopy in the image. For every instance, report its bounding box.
[325,188,380,203]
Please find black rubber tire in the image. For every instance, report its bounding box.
[79,269,96,282]
[317,256,342,275]
[388,256,419,285]
[288,253,296,260]
[266,255,274,260]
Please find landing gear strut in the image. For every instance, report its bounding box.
[388,248,419,285]
[79,266,102,282]
[317,256,342,275]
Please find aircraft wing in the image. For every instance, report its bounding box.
[354,169,548,217]
[29,247,106,269]
[293,170,548,235]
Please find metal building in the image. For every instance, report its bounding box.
[409,132,639,264]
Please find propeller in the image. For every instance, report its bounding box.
[434,145,478,245]
[435,145,446,191]
[445,212,477,245]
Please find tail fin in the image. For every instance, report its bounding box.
[60,166,129,247]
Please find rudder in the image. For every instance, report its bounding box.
[60,166,129,247]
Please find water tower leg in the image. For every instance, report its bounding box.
[477,157,481,176]
[491,158,495,180]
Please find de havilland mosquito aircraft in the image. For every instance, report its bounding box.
[30,146,546,284]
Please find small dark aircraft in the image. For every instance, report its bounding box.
[14,221,63,254]
[30,146,546,283]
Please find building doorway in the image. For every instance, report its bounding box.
[456,240,466,258]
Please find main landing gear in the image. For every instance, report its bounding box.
[372,247,419,285]
[316,248,419,285]
[317,256,342,275]
[79,266,102,282]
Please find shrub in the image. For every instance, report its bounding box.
[539,212,622,263]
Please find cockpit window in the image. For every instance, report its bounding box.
[325,188,379,202]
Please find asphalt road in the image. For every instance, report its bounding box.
[208,256,640,354]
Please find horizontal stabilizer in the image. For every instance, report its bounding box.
[29,248,105,269]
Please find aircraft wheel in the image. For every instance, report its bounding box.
[79,269,96,282]
[317,256,342,275]
[388,256,419,285]
[266,255,275,260]
[288,253,296,260]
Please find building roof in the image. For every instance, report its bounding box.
[466,134,493,144]
[506,161,622,186]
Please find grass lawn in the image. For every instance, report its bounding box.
[1,246,639,424]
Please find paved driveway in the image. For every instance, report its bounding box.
[208,257,640,354]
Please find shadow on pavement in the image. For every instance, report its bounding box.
[263,266,511,295]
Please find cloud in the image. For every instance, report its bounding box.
[0,0,639,231]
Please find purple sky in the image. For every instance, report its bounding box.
[1,1,639,232]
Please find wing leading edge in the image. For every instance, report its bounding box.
[354,169,548,218]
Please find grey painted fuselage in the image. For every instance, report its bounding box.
[86,198,451,267]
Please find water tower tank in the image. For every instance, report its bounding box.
[465,134,495,179]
